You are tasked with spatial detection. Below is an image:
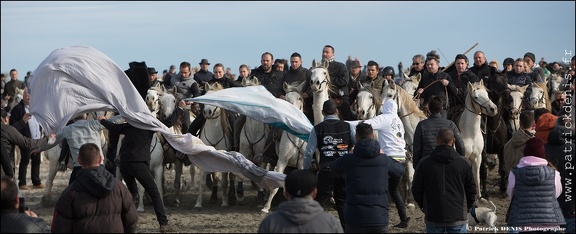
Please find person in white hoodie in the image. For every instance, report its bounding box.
[347,99,410,228]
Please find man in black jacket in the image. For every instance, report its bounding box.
[448,54,479,124]
[331,123,404,233]
[322,45,355,121]
[412,128,476,233]
[414,50,457,119]
[98,103,184,233]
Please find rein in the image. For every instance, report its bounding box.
[413,78,449,110]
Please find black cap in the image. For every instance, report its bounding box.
[323,100,337,115]
[147,67,158,74]
[524,52,535,63]
[503,57,515,66]
[284,169,317,198]
[199,59,210,65]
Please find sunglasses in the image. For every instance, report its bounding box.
[556,99,565,102]
[412,62,421,66]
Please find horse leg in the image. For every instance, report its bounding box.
[194,171,207,209]
[209,173,219,205]
[471,153,483,201]
[403,160,416,211]
[173,160,183,207]
[261,161,287,213]
[480,150,488,199]
[153,166,164,207]
[227,173,237,205]
[220,172,230,207]
[498,150,507,193]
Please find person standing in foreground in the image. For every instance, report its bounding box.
[346,99,411,228]
[546,115,575,233]
[506,137,565,231]
[412,128,476,233]
[257,169,344,233]
[98,115,179,233]
[331,123,405,233]
[1,176,50,233]
[303,99,355,230]
[51,143,138,233]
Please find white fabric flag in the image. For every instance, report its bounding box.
[186,85,313,141]
[27,46,285,189]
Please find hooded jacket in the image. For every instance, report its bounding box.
[546,117,576,217]
[503,129,534,174]
[51,166,138,233]
[347,99,406,159]
[257,198,343,233]
[412,144,476,226]
[330,139,405,226]
[535,113,558,144]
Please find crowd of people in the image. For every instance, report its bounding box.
[1,46,574,233]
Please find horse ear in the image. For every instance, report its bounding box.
[322,59,329,68]
[241,77,248,87]
[389,80,396,88]
[518,84,529,93]
[171,86,177,95]
[283,82,289,92]
[479,79,484,87]
[253,76,259,84]
[297,81,305,91]
[204,82,210,92]
[414,73,421,83]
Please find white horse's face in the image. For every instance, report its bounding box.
[507,86,527,119]
[355,89,377,120]
[469,83,498,116]
[146,89,160,114]
[159,92,177,120]
[285,91,304,111]
[530,85,546,109]
[382,84,399,105]
[401,80,418,98]
[310,67,328,92]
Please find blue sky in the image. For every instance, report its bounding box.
[1,1,575,79]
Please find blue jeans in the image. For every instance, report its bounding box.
[565,217,575,234]
[425,224,467,233]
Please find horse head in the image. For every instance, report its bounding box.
[146,88,161,116]
[158,91,177,120]
[467,80,498,117]
[353,83,381,120]
[529,82,548,110]
[506,84,528,120]
[241,76,260,87]
[401,73,420,97]
[284,82,305,112]
[203,82,224,119]
[310,59,332,93]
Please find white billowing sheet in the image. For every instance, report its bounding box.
[27,46,286,189]
[187,85,313,141]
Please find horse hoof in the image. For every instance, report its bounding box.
[260,208,269,214]
[193,206,203,210]
[137,207,145,212]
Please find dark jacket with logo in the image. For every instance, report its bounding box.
[313,118,352,169]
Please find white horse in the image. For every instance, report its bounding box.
[237,76,269,202]
[457,80,498,200]
[400,72,421,98]
[195,82,234,209]
[381,82,427,209]
[8,87,26,165]
[261,82,307,214]
[547,73,563,100]
[351,83,381,120]
[310,59,332,125]
[529,82,551,111]
[506,84,528,132]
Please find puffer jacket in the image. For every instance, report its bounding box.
[51,166,138,233]
[412,144,476,226]
[507,156,565,227]
[258,198,343,233]
[546,117,576,218]
[413,113,465,168]
[503,129,534,174]
[535,113,558,144]
[330,138,405,226]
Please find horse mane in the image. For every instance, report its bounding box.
[389,83,426,118]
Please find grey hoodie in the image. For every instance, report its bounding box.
[258,198,343,233]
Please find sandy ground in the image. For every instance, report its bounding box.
[20,155,510,233]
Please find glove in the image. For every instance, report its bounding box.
[57,162,67,172]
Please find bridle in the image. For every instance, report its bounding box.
[465,88,492,115]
